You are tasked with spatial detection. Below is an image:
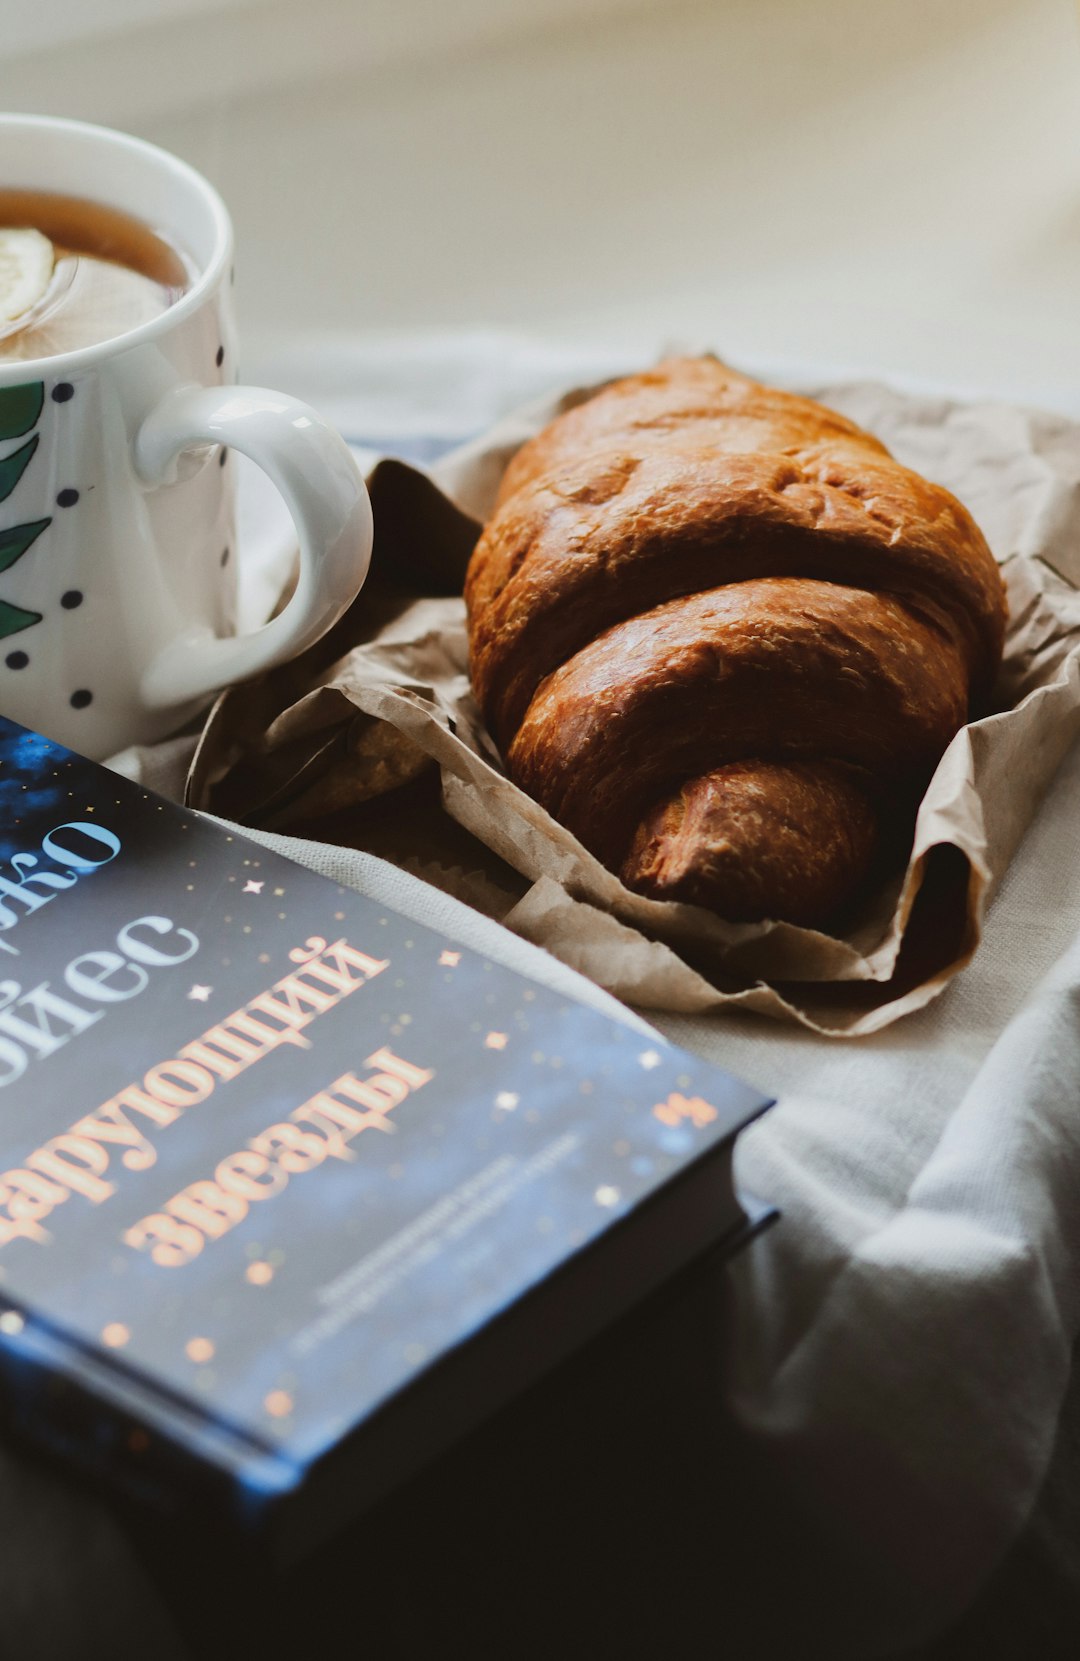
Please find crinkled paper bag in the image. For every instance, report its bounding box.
[187,371,1080,1036]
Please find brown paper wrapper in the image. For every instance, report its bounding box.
[186,369,1080,1035]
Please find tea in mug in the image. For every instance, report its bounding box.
[0,188,193,361]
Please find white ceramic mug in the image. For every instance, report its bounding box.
[0,114,373,759]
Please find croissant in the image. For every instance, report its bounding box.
[465,358,1007,929]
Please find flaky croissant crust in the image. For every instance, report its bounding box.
[465,358,1007,928]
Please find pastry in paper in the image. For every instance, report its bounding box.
[465,358,1007,930]
[187,363,1080,1035]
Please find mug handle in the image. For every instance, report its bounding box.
[133,383,373,709]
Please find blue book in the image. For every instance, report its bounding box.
[0,718,773,1557]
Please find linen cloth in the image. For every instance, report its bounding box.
[83,336,1080,1654]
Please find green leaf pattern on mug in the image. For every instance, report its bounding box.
[0,599,43,639]
[0,384,50,640]
[0,435,39,504]
[0,518,50,574]
[0,382,45,440]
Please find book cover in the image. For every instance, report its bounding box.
[0,717,772,1553]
